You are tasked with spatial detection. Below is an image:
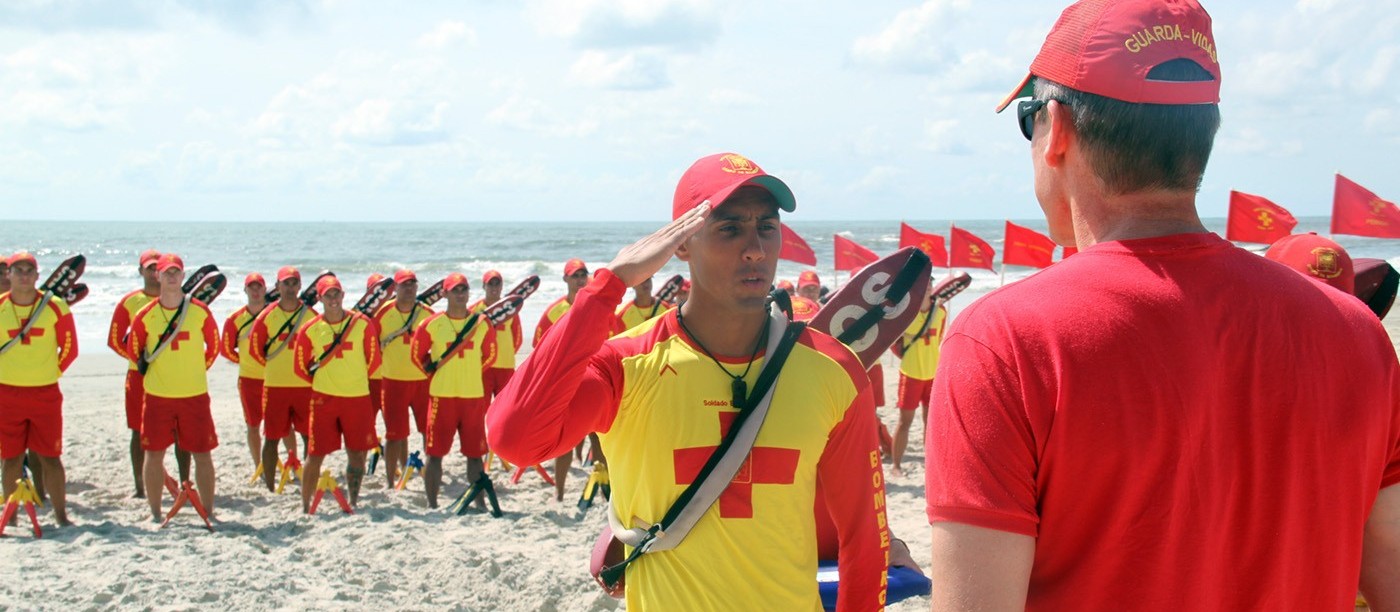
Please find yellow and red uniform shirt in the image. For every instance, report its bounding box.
[373,301,434,382]
[488,270,889,611]
[613,300,667,334]
[108,289,157,371]
[0,294,78,386]
[409,312,496,399]
[532,296,571,348]
[128,299,219,398]
[220,305,267,379]
[790,296,821,322]
[898,305,946,381]
[292,313,380,398]
[468,298,522,370]
[248,302,317,388]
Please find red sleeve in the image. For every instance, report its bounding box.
[409,318,431,376]
[481,322,498,369]
[362,316,382,377]
[55,305,78,374]
[220,313,240,363]
[198,304,218,370]
[817,384,890,612]
[108,296,132,360]
[128,304,151,364]
[292,326,314,384]
[488,270,628,465]
[924,333,1040,536]
[248,314,270,366]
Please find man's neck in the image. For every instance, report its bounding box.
[447,303,469,318]
[634,295,655,308]
[278,298,301,312]
[248,299,268,314]
[159,288,183,308]
[143,282,160,296]
[1070,189,1207,248]
[678,296,768,358]
[324,309,347,324]
[484,293,501,304]
[395,297,415,313]
[566,288,578,304]
[9,286,37,305]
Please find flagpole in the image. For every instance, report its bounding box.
[948,221,955,275]
[999,262,1006,287]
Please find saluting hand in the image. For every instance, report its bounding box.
[607,202,709,288]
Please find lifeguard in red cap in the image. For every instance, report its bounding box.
[488,152,889,610]
[128,254,220,521]
[292,276,381,511]
[108,248,173,497]
[926,0,1400,608]
[0,251,79,526]
[613,276,660,334]
[220,273,274,472]
[533,257,591,501]
[249,266,317,492]
[373,269,435,488]
[1264,233,1356,294]
[410,272,496,508]
[790,270,822,321]
[468,270,522,402]
[890,283,944,476]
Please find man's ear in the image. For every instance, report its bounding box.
[1041,100,1074,168]
[675,236,692,262]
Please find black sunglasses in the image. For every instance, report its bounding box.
[1017,99,1046,141]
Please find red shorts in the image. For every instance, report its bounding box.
[867,363,885,407]
[141,393,218,453]
[263,386,311,440]
[238,377,264,427]
[369,378,383,413]
[425,396,488,458]
[0,383,63,459]
[381,378,430,440]
[306,393,379,457]
[482,368,514,400]
[896,374,933,411]
[124,370,145,431]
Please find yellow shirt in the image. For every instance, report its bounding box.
[109,289,157,371]
[614,300,665,334]
[221,306,266,379]
[129,300,219,398]
[898,305,947,380]
[0,294,77,386]
[411,312,495,398]
[374,302,434,381]
[250,303,317,388]
[469,299,523,370]
[293,313,379,398]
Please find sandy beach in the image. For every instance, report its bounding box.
[0,348,939,610]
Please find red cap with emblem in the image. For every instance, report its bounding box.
[316,275,343,297]
[139,249,162,268]
[1265,233,1355,294]
[797,270,821,289]
[564,259,587,277]
[672,153,797,220]
[277,266,300,283]
[7,251,37,268]
[244,273,266,288]
[444,272,469,292]
[995,0,1220,112]
[156,253,184,273]
[394,269,417,285]
[483,270,502,285]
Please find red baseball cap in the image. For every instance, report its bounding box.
[139,249,161,268]
[483,270,502,285]
[564,259,588,277]
[156,253,184,273]
[394,269,417,285]
[444,272,470,292]
[244,273,266,288]
[672,153,797,220]
[776,280,794,292]
[316,275,343,297]
[797,270,820,289]
[366,273,385,291]
[7,252,37,268]
[995,0,1221,112]
[1265,233,1355,294]
[277,266,300,283]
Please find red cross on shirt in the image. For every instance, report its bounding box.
[6,320,45,345]
[449,337,475,359]
[169,331,191,350]
[330,341,354,361]
[673,411,800,519]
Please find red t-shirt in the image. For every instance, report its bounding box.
[926,232,1400,610]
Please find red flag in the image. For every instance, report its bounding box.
[1333,174,1400,238]
[1061,245,1078,259]
[949,226,995,271]
[898,222,948,266]
[833,235,878,272]
[778,224,817,265]
[1002,221,1056,269]
[1226,190,1297,244]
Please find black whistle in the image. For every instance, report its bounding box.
[731,378,747,410]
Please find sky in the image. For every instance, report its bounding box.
[1,0,1398,223]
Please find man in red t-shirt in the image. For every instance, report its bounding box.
[924,2,1400,610]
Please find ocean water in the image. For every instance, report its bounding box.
[1,217,1394,351]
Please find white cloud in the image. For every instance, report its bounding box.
[920,118,969,155]
[851,0,971,73]
[1216,128,1304,157]
[707,88,758,108]
[852,165,902,191]
[0,34,168,131]
[528,0,719,51]
[486,95,599,138]
[568,50,670,90]
[331,99,450,146]
[418,20,476,50]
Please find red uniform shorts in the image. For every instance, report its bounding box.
[306,393,378,457]
[0,383,63,459]
[124,370,145,431]
[867,363,885,407]
[238,377,264,427]
[369,378,383,413]
[482,367,514,400]
[263,386,311,440]
[141,393,218,453]
[896,374,934,411]
[381,378,430,440]
[425,396,488,458]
